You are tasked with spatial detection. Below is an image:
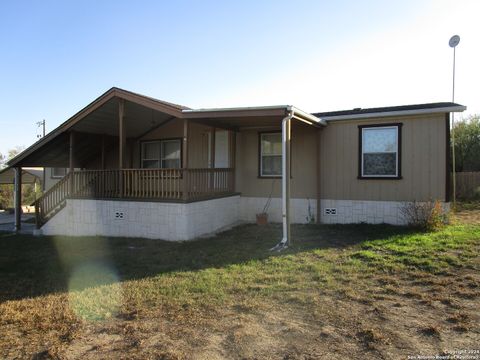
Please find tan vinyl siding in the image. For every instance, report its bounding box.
[44,168,63,191]
[319,113,447,201]
[79,113,447,203]
[236,122,318,199]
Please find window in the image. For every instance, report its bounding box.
[141,139,181,169]
[259,132,282,177]
[51,167,67,178]
[359,124,402,178]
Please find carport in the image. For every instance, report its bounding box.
[0,167,43,230]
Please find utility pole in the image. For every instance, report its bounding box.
[36,119,46,139]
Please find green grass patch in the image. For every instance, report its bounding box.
[0,223,479,320]
[351,224,480,272]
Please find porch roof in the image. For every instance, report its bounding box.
[7,87,323,167]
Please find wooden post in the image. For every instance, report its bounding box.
[14,167,22,232]
[316,128,322,224]
[182,119,189,201]
[69,131,75,195]
[129,139,134,168]
[118,99,125,197]
[210,127,216,168]
[118,99,125,169]
[229,130,236,192]
[210,127,216,191]
[101,134,106,170]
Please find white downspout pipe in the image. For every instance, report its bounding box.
[271,107,324,251]
[271,108,294,250]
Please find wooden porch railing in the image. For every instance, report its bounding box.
[35,171,72,226]
[35,168,235,227]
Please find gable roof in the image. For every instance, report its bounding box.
[7,87,190,167]
[314,102,466,121]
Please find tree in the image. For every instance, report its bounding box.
[7,146,24,163]
[452,115,480,172]
[0,152,5,169]
[0,146,24,169]
[0,146,35,210]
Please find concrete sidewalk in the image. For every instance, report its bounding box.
[0,211,36,234]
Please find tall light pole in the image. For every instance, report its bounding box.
[449,35,460,208]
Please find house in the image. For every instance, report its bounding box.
[6,88,466,242]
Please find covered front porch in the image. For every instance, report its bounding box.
[8,87,325,241]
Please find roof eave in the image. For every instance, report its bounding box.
[321,106,467,122]
[290,106,327,126]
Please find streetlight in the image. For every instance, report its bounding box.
[449,34,460,208]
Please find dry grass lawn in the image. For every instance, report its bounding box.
[0,207,479,359]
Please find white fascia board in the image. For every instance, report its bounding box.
[291,106,327,126]
[322,106,467,122]
[182,105,290,113]
[183,105,327,126]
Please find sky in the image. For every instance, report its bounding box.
[0,0,479,156]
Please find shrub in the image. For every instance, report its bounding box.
[400,200,449,231]
[473,186,480,200]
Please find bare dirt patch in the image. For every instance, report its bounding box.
[453,202,480,224]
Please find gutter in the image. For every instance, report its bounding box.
[321,105,467,122]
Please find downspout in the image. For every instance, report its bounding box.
[271,107,294,250]
[271,107,325,251]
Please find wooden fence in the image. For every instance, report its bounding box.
[454,171,480,199]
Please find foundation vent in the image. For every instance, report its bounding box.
[324,208,337,216]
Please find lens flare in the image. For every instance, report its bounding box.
[68,261,122,320]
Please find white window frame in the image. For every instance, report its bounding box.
[361,125,399,178]
[141,139,181,169]
[260,132,282,178]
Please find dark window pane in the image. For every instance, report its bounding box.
[261,133,282,155]
[143,142,160,159]
[161,159,180,169]
[52,168,67,177]
[262,155,281,176]
[142,160,160,169]
[363,153,396,176]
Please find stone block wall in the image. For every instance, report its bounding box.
[40,196,447,240]
[41,196,240,240]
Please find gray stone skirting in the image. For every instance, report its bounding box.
[39,197,449,240]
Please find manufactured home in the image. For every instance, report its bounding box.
[6,88,466,241]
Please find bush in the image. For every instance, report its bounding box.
[400,200,449,231]
[473,186,480,200]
